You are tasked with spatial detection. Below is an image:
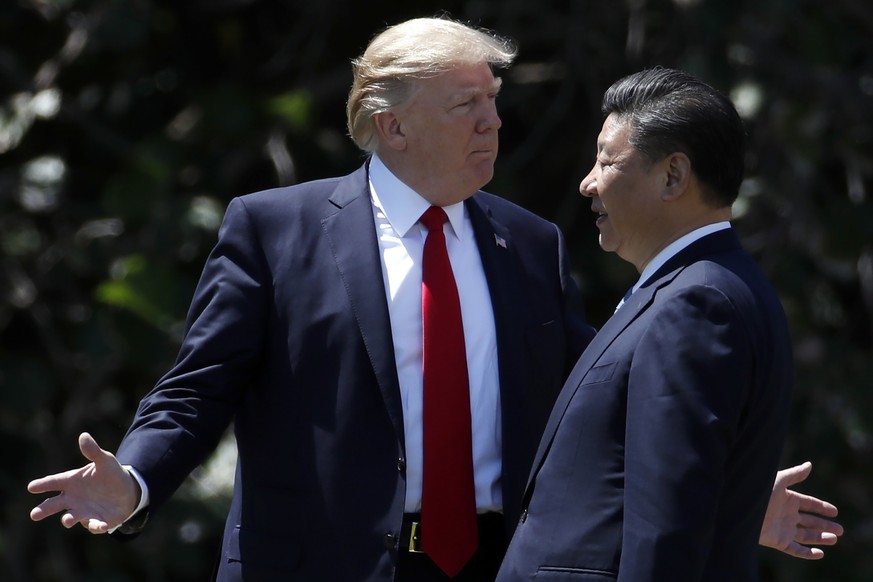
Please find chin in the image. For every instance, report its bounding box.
[597,236,618,254]
[469,172,494,192]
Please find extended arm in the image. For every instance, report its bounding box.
[30,198,268,531]
[619,285,791,580]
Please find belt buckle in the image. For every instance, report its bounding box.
[408,521,424,553]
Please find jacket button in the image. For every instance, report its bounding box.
[397,458,406,473]
[384,533,399,550]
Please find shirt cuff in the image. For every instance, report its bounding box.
[107,465,150,534]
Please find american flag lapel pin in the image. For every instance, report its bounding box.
[495,234,507,249]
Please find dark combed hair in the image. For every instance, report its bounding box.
[601,67,745,208]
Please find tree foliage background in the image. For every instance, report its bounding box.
[2,0,871,579]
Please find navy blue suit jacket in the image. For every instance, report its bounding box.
[115,163,594,581]
[497,229,792,582]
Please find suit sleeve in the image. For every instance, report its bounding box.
[618,285,751,581]
[116,197,270,513]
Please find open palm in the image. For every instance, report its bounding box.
[28,432,139,534]
[759,461,844,559]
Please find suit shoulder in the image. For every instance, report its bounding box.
[472,191,558,231]
[683,250,779,303]
[665,254,789,337]
[236,176,346,209]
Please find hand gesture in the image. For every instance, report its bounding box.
[28,432,140,534]
[759,461,844,559]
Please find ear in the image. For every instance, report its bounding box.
[373,111,407,151]
[661,152,692,201]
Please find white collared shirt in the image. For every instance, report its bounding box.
[616,222,732,311]
[369,155,502,514]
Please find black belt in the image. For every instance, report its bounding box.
[399,512,505,554]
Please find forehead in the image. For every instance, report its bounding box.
[597,113,632,152]
[418,62,501,96]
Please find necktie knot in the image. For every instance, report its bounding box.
[420,206,448,232]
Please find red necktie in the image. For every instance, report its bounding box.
[419,206,478,577]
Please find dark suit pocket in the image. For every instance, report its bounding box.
[580,361,616,386]
[535,566,617,580]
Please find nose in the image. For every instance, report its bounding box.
[579,168,597,198]
[479,100,502,132]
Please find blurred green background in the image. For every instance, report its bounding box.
[2,0,870,580]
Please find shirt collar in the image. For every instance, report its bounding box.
[368,155,466,240]
[633,221,732,293]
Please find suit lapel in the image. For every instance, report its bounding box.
[467,195,523,415]
[525,228,745,492]
[466,196,519,346]
[526,288,649,486]
[466,195,532,522]
[321,164,406,450]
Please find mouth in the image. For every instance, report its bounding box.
[470,148,495,158]
[594,209,608,225]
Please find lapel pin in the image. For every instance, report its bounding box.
[495,234,507,249]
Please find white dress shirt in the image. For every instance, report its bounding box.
[616,221,732,311]
[368,155,502,514]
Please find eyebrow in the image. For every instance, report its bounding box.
[452,77,503,101]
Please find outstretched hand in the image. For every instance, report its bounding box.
[28,432,139,534]
[760,461,844,559]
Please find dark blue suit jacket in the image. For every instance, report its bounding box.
[497,229,792,582]
[115,163,594,581]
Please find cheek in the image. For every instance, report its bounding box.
[424,128,459,154]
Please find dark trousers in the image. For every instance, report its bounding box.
[395,513,507,582]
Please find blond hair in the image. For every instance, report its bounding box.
[346,17,516,152]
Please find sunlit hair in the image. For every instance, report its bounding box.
[602,67,746,208]
[346,17,517,153]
